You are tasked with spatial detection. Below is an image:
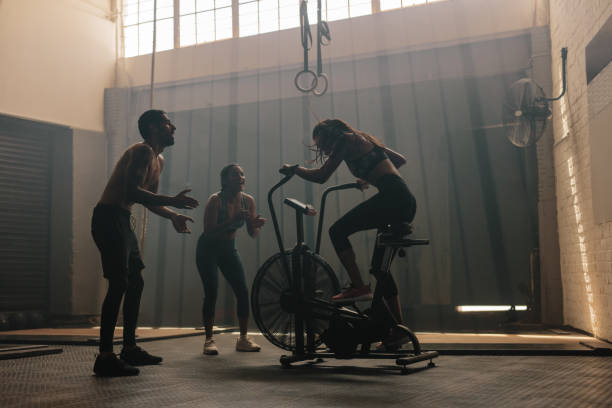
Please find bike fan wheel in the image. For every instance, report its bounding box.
[251,250,340,351]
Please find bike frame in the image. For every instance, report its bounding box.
[314,182,359,254]
[263,172,438,370]
[267,174,363,351]
[267,173,294,280]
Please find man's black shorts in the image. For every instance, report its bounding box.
[91,204,145,279]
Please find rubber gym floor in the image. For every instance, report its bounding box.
[1,329,611,408]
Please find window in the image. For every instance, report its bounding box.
[122,0,446,57]
[238,0,371,38]
[180,0,233,46]
[123,0,174,57]
[304,1,372,25]
[238,0,282,37]
[316,0,372,23]
[380,0,445,11]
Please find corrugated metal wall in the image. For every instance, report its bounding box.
[0,128,51,311]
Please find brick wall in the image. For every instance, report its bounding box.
[549,0,612,341]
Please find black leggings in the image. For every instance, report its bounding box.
[329,174,416,294]
[196,236,250,321]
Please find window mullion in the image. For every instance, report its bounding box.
[257,0,260,33]
[137,0,141,55]
[174,0,180,48]
[232,0,239,38]
[372,0,380,13]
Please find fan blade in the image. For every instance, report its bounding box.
[521,80,533,109]
[509,118,533,147]
[468,123,516,130]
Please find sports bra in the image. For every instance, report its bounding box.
[217,192,247,232]
[345,144,388,179]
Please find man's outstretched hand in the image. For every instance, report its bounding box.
[172,189,199,209]
[171,213,194,233]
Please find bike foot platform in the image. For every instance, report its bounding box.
[280,349,439,373]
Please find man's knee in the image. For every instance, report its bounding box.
[107,277,129,295]
[128,272,144,293]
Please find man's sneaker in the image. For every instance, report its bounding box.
[120,346,163,366]
[236,336,261,352]
[383,325,412,349]
[203,338,218,355]
[93,354,139,377]
[331,284,373,303]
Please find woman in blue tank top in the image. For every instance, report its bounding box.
[196,164,266,355]
[282,119,416,319]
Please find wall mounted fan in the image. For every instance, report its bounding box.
[502,47,568,147]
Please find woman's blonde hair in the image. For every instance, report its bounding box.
[311,118,382,162]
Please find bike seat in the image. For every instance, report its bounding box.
[378,223,429,247]
[380,222,413,236]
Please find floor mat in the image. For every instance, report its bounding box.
[0,327,609,355]
[0,326,232,346]
[0,344,63,360]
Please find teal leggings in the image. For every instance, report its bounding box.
[196,236,249,320]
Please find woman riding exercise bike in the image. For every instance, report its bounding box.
[281,118,417,339]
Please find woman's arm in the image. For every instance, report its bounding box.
[290,153,344,184]
[203,195,220,234]
[245,194,266,238]
[383,146,407,169]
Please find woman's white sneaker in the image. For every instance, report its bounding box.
[236,336,261,352]
[203,338,218,355]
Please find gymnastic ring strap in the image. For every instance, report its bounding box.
[319,20,331,46]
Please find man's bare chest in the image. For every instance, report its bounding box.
[144,159,162,189]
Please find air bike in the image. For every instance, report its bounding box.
[251,169,438,374]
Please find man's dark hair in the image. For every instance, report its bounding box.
[138,109,167,140]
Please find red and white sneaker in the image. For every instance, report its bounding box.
[331,284,373,303]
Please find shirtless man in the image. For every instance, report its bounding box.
[91,110,199,377]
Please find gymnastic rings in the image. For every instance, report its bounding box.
[294,71,327,95]
[295,69,318,93]
[312,73,328,96]
[294,0,330,96]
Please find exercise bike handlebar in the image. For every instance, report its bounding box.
[270,167,361,256]
[284,198,317,216]
[315,182,361,254]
